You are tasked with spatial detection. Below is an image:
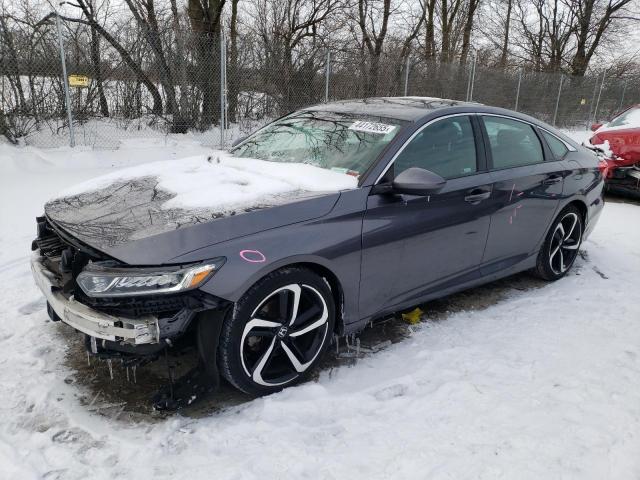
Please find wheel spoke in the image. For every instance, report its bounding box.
[280,340,313,373]
[559,249,565,272]
[286,284,302,326]
[562,243,580,250]
[240,318,281,377]
[251,337,278,385]
[564,214,578,241]
[290,307,328,338]
[291,303,321,328]
[550,245,560,262]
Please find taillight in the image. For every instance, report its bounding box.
[598,160,610,178]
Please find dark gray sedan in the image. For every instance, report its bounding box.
[31,97,604,406]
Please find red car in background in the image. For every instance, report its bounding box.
[586,104,640,198]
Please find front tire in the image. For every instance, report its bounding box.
[534,205,583,281]
[218,267,335,396]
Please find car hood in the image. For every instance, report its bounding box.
[45,153,357,264]
[589,128,640,165]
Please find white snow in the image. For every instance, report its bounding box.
[57,152,357,211]
[1,135,640,479]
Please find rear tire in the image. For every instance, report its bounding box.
[218,267,335,396]
[533,205,583,281]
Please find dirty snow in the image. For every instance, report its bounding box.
[57,152,357,211]
[1,134,640,479]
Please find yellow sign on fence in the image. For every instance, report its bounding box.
[68,75,90,88]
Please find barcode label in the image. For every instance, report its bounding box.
[348,121,396,135]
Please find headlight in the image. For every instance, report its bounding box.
[76,258,225,297]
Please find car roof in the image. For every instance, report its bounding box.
[305,96,475,121]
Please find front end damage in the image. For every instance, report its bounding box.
[31,216,230,409]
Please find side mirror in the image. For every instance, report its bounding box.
[590,123,603,132]
[231,135,247,148]
[392,167,447,196]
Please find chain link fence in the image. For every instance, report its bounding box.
[1,13,638,149]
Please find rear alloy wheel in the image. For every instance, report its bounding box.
[219,268,335,395]
[534,205,583,281]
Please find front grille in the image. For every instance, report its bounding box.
[75,290,189,317]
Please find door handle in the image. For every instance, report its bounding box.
[542,175,562,185]
[464,188,491,204]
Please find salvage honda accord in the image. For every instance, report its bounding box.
[31,97,604,407]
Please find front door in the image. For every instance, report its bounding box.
[359,115,494,319]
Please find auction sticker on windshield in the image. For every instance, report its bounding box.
[349,121,397,135]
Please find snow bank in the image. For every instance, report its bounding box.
[56,152,358,212]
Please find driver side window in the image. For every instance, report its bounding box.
[393,116,477,179]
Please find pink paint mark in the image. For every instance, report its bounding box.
[517,191,524,197]
[239,249,266,263]
[509,215,513,224]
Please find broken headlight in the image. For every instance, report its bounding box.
[76,258,225,297]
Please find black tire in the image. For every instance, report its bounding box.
[218,267,335,396]
[533,205,583,281]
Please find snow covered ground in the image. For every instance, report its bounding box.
[1,131,640,479]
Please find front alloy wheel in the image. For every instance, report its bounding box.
[219,268,335,395]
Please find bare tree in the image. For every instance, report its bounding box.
[568,0,635,76]
[459,0,482,65]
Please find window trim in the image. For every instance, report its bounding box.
[537,127,576,155]
[479,115,548,171]
[481,113,576,152]
[374,113,481,184]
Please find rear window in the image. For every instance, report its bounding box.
[541,131,569,160]
[483,116,544,169]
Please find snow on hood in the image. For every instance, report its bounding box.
[55,151,357,212]
[43,152,358,255]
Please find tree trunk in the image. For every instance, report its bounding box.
[425,0,436,59]
[90,25,109,117]
[459,0,480,66]
[187,0,226,128]
[499,0,512,68]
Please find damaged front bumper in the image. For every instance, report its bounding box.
[31,253,160,345]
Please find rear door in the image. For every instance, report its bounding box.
[359,115,494,319]
[479,115,566,274]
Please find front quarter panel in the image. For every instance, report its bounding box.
[173,189,369,326]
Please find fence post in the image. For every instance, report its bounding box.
[54,11,75,148]
[324,49,331,103]
[468,54,477,102]
[514,68,522,111]
[592,70,606,125]
[618,81,627,111]
[220,29,227,149]
[552,74,564,126]
[403,56,410,96]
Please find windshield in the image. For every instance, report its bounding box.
[231,111,405,178]
[609,106,640,128]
